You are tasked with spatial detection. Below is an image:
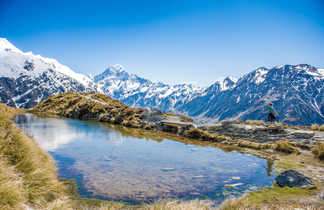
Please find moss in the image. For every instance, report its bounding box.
[311,143,324,160]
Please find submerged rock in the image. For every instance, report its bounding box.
[275,170,315,188]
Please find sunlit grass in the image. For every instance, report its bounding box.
[311,143,324,160]
[221,186,319,210]
[275,140,300,154]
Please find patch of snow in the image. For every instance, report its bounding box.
[254,68,268,84]
[0,38,95,89]
[0,38,22,53]
[317,69,324,77]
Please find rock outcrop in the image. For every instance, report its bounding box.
[201,120,322,146]
[275,170,315,188]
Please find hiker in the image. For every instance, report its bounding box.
[264,102,278,123]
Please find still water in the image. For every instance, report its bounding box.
[15,114,275,204]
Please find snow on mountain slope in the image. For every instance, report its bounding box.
[180,64,324,125]
[1,38,323,125]
[95,65,205,112]
[0,38,98,108]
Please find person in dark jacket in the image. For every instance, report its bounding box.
[264,102,278,123]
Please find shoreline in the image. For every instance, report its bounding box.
[25,111,324,209]
[1,91,324,209]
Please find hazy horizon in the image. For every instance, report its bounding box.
[1,0,324,85]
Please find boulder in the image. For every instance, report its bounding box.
[139,109,165,123]
[275,170,315,188]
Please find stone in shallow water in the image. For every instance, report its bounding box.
[275,170,314,188]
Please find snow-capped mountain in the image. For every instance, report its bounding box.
[1,38,323,125]
[95,65,205,112]
[180,64,324,125]
[0,38,98,108]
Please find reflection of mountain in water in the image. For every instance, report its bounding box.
[15,114,124,151]
[107,131,124,146]
[14,114,275,204]
[15,114,83,151]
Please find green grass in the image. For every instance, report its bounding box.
[221,186,318,210]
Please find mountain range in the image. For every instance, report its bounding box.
[1,38,323,125]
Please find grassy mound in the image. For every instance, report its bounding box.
[31,92,145,128]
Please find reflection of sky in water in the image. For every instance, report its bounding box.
[15,114,275,204]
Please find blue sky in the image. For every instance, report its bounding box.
[1,0,324,85]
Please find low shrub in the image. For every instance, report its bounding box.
[245,120,266,126]
[310,124,319,131]
[319,124,324,131]
[238,140,274,150]
[311,143,324,160]
[183,128,209,139]
[183,128,228,142]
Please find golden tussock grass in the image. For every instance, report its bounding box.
[244,120,266,126]
[0,103,73,209]
[319,125,324,131]
[0,159,26,210]
[275,140,300,154]
[183,128,229,142]
[311,143,324,160]
[237,140,274,150]
[310,124,324,131]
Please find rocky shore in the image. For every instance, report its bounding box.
[31,92,324,150]
[29,92,324,209]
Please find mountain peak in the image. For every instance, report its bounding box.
[106,64,125,73]
[0,38,22,53]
